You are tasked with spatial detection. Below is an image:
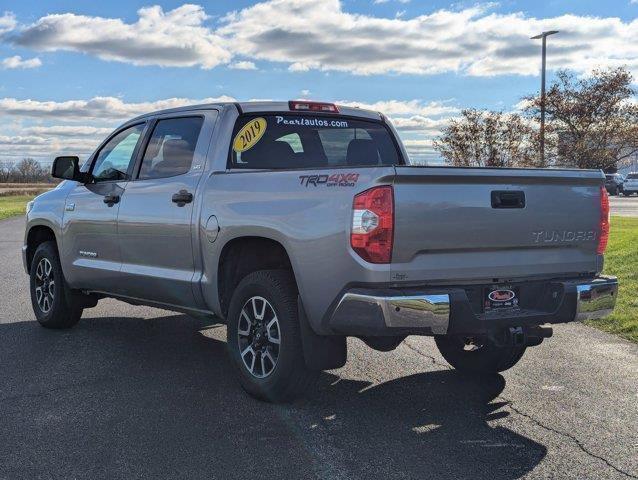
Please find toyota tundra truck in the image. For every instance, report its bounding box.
[24,100,618,402]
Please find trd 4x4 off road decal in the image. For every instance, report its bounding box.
[299,173,360,187]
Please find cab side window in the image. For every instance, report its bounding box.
[91,124,144,182]
[138,117,204,180]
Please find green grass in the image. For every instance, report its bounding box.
[586,216,638,342]
[0,195,34,220]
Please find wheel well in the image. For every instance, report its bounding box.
[26,226,56,272]
[217,237,295,318]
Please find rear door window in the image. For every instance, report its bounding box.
[230,114,400,169]
[138,117,204,180]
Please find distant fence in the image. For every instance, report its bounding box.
[0,183,53,197]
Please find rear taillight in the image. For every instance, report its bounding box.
[597,186,610,255]
[351,186,394,263]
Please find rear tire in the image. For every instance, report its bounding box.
[435,335,526,374]
[226,270,319,403]
[29,241,83,329]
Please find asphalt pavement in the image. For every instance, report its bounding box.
[610,195,638,217]
[1,215,637,480]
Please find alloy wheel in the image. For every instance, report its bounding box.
[237,296,281,378]
[34,258,55,314]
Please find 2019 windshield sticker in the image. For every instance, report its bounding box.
[276,116,349,128]
[299,173,360,187]
[233,117,267,153]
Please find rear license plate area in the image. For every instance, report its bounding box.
[484,286,520,312]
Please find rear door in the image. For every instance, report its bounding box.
[61,123,146,292]
[115,111,217,308]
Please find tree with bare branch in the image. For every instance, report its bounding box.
[14,158,46,183]
[433,109,541,168]
[523,67,638,171]
[0,161,14,183]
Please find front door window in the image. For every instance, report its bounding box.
[91,124,145,182]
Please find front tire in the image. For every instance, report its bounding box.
[29,241,83,329]
[226,270,318,403]
[435,335,526,374]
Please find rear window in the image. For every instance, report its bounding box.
[229,114,400,169]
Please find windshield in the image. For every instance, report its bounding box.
[229,114,401,169]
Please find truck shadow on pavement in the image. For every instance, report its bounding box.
[0,313,546,480]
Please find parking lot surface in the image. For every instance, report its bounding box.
[610,195,638,217]
[1,216,637,479]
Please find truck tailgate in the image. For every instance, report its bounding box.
[391,166,604,282]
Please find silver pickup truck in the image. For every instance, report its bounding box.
[24,100,618,402]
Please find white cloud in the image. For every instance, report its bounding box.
[0,11,16,35]
[0,134,99,159]
[0,95,236,120]
[6,2,638,77]
[401,139,439,164]
[13,5,231,69]
[389,115,449,133]
[229,60,257,70]
[402,139,434,149]
[22,125,113,137]
[219,0,638,77]
[338,99,458,117]
[1,55,42,69]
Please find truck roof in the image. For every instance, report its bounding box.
[129,101,383,123]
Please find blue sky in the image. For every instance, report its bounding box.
[0,0,637,164]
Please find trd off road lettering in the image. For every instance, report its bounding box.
[299,173,360,187]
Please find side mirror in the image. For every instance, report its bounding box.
[51,156,87,182]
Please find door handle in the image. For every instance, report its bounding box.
[103,194,120,206]
[172,190,193,206]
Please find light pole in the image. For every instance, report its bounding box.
[531,30,558,165]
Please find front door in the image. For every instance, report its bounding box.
[61,123,146,293]
[116,113,215,308]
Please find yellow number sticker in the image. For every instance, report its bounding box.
[233,117,267,153]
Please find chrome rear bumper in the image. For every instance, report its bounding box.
[330,292,451,335]
[327,275,617,337]
[575,276,618,321]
